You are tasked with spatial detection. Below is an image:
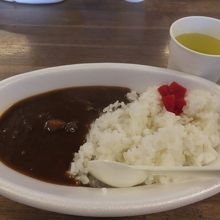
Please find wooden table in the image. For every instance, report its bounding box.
[0,0,219,219]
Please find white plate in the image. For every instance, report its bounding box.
[0,63,219,217]
[3,0,64,4]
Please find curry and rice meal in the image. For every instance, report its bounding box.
[0,82,219,187]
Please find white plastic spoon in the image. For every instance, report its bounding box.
[88,160,220,187]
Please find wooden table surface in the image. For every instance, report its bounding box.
[0,0,220,219]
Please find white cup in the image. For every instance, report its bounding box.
[168,16,220,82]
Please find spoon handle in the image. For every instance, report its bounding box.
[132,165,220,176]
[148,170,220,176]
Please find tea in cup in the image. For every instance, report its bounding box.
[168,16,220,82]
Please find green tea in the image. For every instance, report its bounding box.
[176,33,220,55]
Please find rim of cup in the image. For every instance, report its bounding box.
[170,16,220,58]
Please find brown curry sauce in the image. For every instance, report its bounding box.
[0,86,130,186]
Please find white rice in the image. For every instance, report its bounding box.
[69,86,220,185]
